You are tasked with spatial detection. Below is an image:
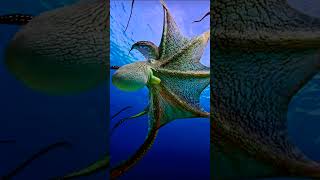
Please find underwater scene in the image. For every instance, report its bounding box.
[288,0,320,175]
[0,0,320,179]
[211,0,320,180]
[0,0,108,179]
[110,0,210,179]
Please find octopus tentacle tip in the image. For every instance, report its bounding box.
[124,0,135,32]
[193,11,210,23]
[1,141,72,180]
[111,106,132,120]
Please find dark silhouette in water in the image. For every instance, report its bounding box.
[193,11,209,23]
[124,0,135,32]
[0,14,33,25]
[124,0,209,28]
[111,106,132,120]
[1,141,71,180]
[111,108,147,134]
[55,156,109,180]
[110,106,140,134]
[110,65,120,70]
[0,106,130,180]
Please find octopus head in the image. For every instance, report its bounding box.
[4,1,107,94]
[112,62,160,91]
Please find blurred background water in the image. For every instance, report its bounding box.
[0,1,108,179]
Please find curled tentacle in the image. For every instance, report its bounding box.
[110,126,159,179]
[130,41,160,60]
[57,130,158,180]
[111,110,147,134]
[193,11,210,23]
[111,106,132,120]
[1,141,71,180]
[124,0,135,32]
[57,156,109,180]
[53,106,135,179]
[58,111,159,180]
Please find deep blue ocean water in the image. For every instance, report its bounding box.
[0,0,320,180]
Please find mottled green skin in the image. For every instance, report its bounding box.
[2,0,111,179]
[112,61,155,91]
[61,0,210,179]
[110,0,210,178]
[5,0,107,94]
[6,0,320,179]
[211,0,320,179]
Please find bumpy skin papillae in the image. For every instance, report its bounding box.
[5,0,108,94]
[1,0,110,178]
[62,0,209,179]
[211,0,320,179]
[130,41,159,59]
[112,62,154,91]
[110,0,210,178]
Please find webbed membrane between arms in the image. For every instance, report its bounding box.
[61,0,210,179]
[211,0,320,179]
[5,0,108,94]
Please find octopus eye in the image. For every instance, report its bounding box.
[148,59,156,64]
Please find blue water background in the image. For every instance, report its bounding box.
[0,1,108,179]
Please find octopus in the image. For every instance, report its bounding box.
[60,0,210,179]
[123,0,320,179]
[4,0,108,94]
[2,0,320,179]
[0,0,109,179]
[211,0,320,179]
[111,0,210,178]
